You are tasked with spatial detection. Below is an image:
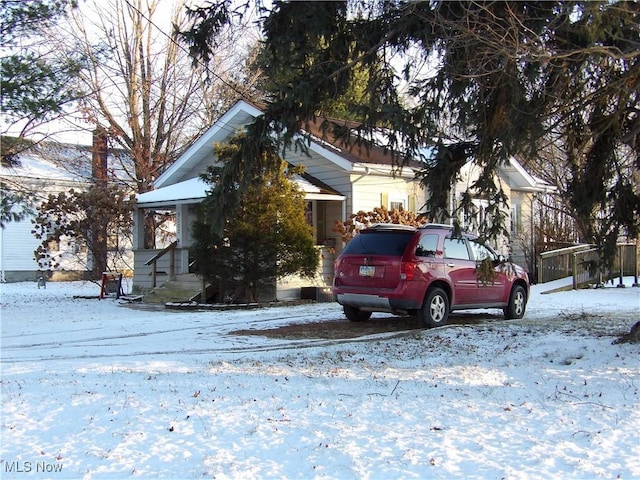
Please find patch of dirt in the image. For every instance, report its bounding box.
[232,312,503,340]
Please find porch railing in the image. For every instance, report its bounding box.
[539,242,639,288]
[144,240,178,288]
[537,245,592,284]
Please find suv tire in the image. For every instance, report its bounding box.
[344,305,372,322]
[420,287,449,328]
[503,284,526,319]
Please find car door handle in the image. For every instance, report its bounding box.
[447,263,456,267]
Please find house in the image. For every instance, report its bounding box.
[132,100,427,299]
[131,99,550,300]
[454,158,556,274]
[0,132,134,282]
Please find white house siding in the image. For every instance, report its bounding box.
[132,247,187,291]
[454,159,547,271]
[1,194,133,282]
[509,191,536,273]
[1,143,134,283]
[350,172,423,216]
[289,159,425,225]
[1,169,90,281]
[1,216,40,282]
[276,246,335,300]
[0,218,95,282]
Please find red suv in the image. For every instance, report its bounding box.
[333,224,529,328]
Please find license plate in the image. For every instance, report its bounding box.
[359,265,375,277]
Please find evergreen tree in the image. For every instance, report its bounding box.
[191,135,318,303]
[181,0,639,269]
[1,0,83,143]
[1,0,83,226]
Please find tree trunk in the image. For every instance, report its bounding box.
[91,128,108,279]
[613,321,640,345]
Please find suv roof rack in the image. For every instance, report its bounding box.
[418,223,455,229]
[367,223,417,231]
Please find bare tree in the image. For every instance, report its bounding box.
[45,0,256,246]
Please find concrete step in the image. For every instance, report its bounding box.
[143,275,224,304]
[171,274,204,288]
[144,288,198,304]
[144,275,206,304]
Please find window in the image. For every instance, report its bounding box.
[342,231,414,256]
[107,234,119,251]
[47,239,60,252]
[460,197,491,234]
[71,241,87,254]
[415,234,438,257]
[388,194,407,211]
[305,202,313,226]
[468,240,497,262]
[390,200,405,211]
[443,237,470,260]
[510,204,522,235]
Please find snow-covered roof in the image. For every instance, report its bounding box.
[2,147,91,185]
[136,173,345,208]
[1,142,132,186]
[501,158,556,193]
[136,177,210,208]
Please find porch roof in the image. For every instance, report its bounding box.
[137,177,209,208]
[501,158,556,193]
[136,174,345,209]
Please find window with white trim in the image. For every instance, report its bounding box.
[388,194,407,211]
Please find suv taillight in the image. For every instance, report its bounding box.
[400,261,417,281]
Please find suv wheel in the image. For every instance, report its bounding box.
[420,287,449,328]
[503,285,526,319]
[344,305,372,322]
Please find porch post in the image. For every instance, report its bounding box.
[132,207,146,250]
[175,204,191,274]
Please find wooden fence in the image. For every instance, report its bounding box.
[538,243,639,288]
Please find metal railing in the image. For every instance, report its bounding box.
[539,242,639,288]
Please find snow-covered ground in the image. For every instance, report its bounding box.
[1,278,639,479]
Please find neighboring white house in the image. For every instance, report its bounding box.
[0,134,133,282]
[454,158,556,272]
[132,99,551,300]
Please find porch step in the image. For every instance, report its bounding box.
[143,274,208,304]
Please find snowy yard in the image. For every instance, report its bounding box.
[1,279,639,479]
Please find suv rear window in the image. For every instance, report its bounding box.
[341,231,415,256]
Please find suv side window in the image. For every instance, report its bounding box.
[415,234,439,257]
[443,237,470,260]
[468,240,497,262]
